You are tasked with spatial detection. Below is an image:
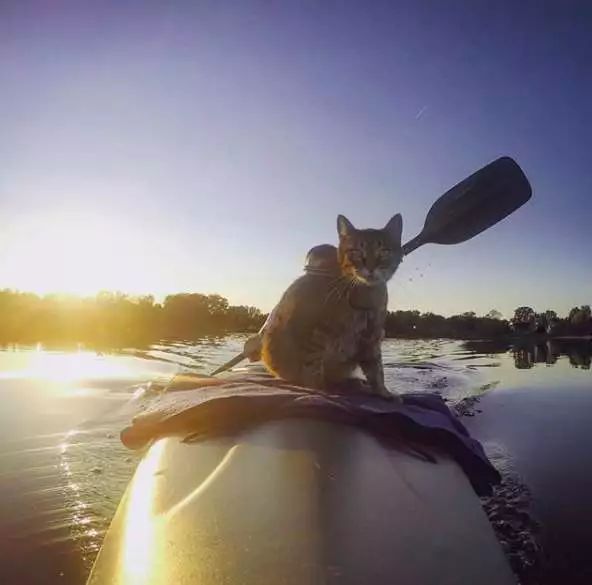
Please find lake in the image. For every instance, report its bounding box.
[0,337,591,584]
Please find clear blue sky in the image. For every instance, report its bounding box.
[1,1,590,317]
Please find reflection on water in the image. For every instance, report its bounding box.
[0,347,177,584]
[464,338,592,370]
[0,350,141,382]
[1,336,591,585]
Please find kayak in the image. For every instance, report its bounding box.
[86,153,533,583]
[87,416,514,584]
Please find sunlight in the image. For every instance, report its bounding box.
[0,351,136,383]
[0,213,182,297]
[118,439,166,585]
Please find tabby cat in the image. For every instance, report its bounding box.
[261,214,403,398]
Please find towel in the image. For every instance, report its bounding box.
[122,373,500,496]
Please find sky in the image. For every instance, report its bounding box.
[1,0,591,317]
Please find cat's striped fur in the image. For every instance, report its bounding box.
[261,214,403,398]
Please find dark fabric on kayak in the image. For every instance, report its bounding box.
[122,374,500,496]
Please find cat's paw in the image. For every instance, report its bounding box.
[376,386,402,402]
[389,391,403,404]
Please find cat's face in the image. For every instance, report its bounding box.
[337,214,403,286]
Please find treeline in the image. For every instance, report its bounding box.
[385,306,592,339]
[385,311,509,339]
[0,290,266,346]
[1,288,590,346]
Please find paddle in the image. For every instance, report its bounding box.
[209,335,264,376]
[210,156,532,376]
[401,156,532,255]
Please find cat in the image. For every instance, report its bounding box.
[261,213,404,399]
[238,244,341,364]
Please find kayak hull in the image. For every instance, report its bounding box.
[88,419,514,585]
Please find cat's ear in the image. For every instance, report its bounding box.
[337,215,355,237]
[384,213,403,244]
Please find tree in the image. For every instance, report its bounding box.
[568,305,592,335]
[0,289,268,344]
[486,309,503,320]
[540,310,559,334]
[511,306,536,333]
[225,305,265,331]
[569,305,591,326]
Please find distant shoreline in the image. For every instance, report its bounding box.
[384,333,592,342]
[1,289,591,346]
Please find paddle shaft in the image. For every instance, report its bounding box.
[401,234,425,256]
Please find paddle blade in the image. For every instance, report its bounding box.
[419,156,532,248]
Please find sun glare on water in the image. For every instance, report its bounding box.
[30,351,135,382]
[0,350,137,383]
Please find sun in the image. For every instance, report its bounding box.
[0,212,185,297]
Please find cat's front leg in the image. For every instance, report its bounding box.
[359,347,400,401]
[359,352,389,397]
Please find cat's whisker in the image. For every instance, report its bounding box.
[342,277,357,300]
[340,276,357,297]
[323,276,349,305]
[330,276,356,304]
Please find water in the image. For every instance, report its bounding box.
[0,336,590,584]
